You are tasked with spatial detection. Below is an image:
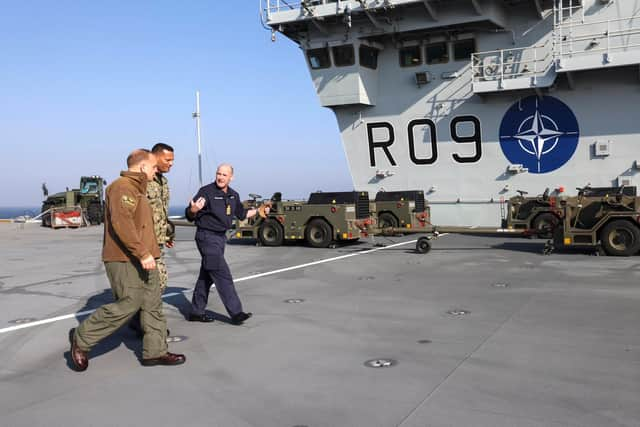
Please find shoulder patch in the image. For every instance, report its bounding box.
[121,195,137,208]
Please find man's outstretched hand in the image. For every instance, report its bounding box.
[190,197,206,214]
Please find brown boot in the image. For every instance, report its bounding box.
[68,328,88,372]
[141,352,186,367]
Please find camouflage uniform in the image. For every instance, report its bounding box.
[147,173,174,290]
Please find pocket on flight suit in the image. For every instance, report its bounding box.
[124,263,150,311]
[144,267,160,289]
[105,262,143,303]
[130,262,150,287]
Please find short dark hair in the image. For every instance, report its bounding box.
[127,149,152,168]
[152,143,174,154]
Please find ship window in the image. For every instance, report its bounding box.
[332,45,355,67]
[453,39,475,61]
[399,46,422,67]
[359,45,379,69]
[426,42,449,64]
[307,48,331,69]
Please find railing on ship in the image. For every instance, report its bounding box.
[264,0,299,14]
[555,14,640,63]
[262,0,337,16]
[261,0,426,18]
[471,39,553,86]
[471,10,640,87]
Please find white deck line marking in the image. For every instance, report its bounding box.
[0,238,425,335]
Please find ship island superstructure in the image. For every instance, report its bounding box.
[261,0,640,226]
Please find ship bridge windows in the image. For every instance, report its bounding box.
[426,42,449,64]
[332,45,355,67]
[400,46,422,67]
[398,39,475,67]
[306,43,379,71]
[307,47,331,69]
[453,39,476,62]
[359,45,379,70]
[306,41,380,106]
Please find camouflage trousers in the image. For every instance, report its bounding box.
[157,246,168,290]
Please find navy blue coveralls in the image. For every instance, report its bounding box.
[185,183,247,317]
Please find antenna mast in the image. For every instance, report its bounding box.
[192,91,203,187]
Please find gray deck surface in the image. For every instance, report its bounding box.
[0,222,638,427]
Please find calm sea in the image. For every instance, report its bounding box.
[0,207,40,219]
[0,206,186,219]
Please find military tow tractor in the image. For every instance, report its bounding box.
[41,176,106,227]
[233,191,370,248]
[546,186,640,256]
[359,185,640,256]
[503,186,638,240]
[503,188,559,238]
[370,190,430,230]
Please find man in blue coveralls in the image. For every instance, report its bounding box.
[185,163,264,324]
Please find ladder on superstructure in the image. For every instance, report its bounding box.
[553,0,584,62]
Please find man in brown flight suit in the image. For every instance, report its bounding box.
[68,149,186,371]
[128,143,175,337]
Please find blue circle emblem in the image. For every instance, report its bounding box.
[499,96,579,174]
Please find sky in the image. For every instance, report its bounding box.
[0,1,352,207]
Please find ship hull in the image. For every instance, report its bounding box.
[338,67,640,225]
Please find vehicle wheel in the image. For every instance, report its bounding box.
[87,202,103,225]
[378,212,398,229]
[41,204,52,227]
[42,212,52,227]
[305,218,332,248]
[532,213,558,239]
[416,237,431,254]
[600,220,640,256]
[258,218,284,247]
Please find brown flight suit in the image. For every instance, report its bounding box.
[74,171,168,359]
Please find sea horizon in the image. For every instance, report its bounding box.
[0,206,187,219]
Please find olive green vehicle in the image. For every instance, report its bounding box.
[502,188,559,238]
[233,191,370,248]
[370,190,430,230]
[41,176,106,227]
[503,186,638,239]
[548,186,640,256]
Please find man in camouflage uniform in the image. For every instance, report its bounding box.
[129,143,175,337]
[148,142,176,289]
